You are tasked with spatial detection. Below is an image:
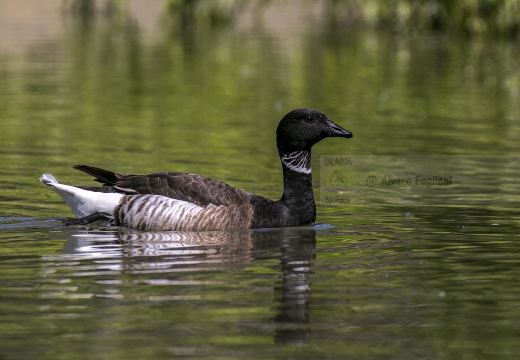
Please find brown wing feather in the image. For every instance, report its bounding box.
[74,165,252,207]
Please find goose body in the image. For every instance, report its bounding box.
[40,108,352,231]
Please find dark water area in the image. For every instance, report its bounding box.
[1,2,520,359]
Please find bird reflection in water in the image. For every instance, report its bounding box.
[44,226,316,346]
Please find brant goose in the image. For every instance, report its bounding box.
[40,108,352,231]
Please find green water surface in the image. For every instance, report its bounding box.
[1,3,520,359]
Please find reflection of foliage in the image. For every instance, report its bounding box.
[165,0,247,27]
[62,0,520,36]
[160,0,519,37]
[63,0,120,21]
[322,0,520,37]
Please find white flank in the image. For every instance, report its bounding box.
[119,194,218,231]
[40,173,124,218]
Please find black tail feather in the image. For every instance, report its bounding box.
[73,165,121,185]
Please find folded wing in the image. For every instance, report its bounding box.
[73,165,252,207]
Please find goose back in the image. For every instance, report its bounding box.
[74,165,252,207]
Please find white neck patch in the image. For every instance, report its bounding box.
[281,151,311,174]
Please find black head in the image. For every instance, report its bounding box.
[276,108,352,154]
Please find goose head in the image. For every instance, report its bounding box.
[276,108,352,155]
